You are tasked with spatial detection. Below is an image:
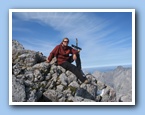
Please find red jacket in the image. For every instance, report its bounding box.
[48,44,79,65]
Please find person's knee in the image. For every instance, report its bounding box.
[73,54,77,61]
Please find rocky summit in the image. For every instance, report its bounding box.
[12,40,131,102]
[93,66,132,102]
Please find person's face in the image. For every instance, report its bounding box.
[63,39,69,46]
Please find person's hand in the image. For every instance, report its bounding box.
[46,59,50,63]
[77,49,80,52]
[73,54,77,61]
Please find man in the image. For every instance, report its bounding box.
[46,37,89,83]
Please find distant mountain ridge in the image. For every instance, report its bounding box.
[93,66,132,102]
[12,40,132,102]
[83,65,131,73]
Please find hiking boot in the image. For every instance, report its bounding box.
[83,79,90,84]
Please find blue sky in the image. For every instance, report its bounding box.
[12,11,132,68]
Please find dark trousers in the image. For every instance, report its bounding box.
[68,54,82,70]
[60,54,86,82]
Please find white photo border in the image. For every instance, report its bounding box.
[9,9,135,105]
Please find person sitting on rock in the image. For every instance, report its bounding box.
[46,37,89,84]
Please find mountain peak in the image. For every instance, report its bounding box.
[12,40,131,103]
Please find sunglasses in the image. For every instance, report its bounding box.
[63,41,69,43]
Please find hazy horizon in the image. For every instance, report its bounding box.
[82,64,132,73]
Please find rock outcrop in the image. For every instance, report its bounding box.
[93,66,132,102]
[12,40,125,102]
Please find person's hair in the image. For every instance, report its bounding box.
[62,37,69,43]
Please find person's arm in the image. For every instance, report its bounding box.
[71,47,79,54]
[46,45,59,63]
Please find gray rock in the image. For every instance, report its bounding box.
[24,80,33,87]
[76,84,97,100]
[12,76,26,102]
[27,89,38,102]
[74,96,84,102]
[59,73,68,86]
[67,95,75,102]
[97,81,106,90]
[56,85,64,92]
[45,73,52,81]
[43,89,60,102]
[83,98,96,102]
[12,40,24,50]
[119,94,132,102]
[67,73,77,84]
[57,66,66,73]
[101,86,116,102]
[69,81,79,88]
